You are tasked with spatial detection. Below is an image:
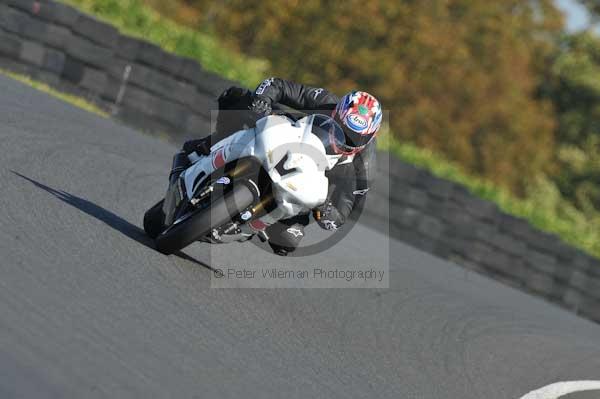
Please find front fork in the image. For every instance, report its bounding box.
[163,154,272,241]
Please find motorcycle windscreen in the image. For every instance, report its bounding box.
[311,114,348,155]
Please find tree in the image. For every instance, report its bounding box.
[577,0,600,20]
[543,32,600,215]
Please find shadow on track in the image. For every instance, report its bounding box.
[11,171,210,269]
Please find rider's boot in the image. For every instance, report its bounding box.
[266,217,308,256]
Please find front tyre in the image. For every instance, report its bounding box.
[143,199,166,239]
[155,183,255,255]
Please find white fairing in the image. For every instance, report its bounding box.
[183,115,341,227]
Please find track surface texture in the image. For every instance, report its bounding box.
[1,75,600,399]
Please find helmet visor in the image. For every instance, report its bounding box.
[312,114,347,155]
[313,114,369,155]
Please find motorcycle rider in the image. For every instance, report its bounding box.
[170,77,383,256]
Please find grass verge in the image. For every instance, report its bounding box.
[0,69,109,118]
[59,0,268,88]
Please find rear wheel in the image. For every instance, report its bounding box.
[155,183,255,255]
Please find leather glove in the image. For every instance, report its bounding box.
[249,96,272,117]
[313,201,344,231]
[182,137,212,156]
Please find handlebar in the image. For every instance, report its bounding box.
[271,103,307,122]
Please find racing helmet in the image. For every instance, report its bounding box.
[330,91,382,155]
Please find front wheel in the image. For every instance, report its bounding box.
[155,183,255,255]
[143,199,166,239]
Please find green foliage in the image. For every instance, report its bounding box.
[543,32,600,217]
[60,0,268,87]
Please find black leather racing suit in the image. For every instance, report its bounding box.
[191,78,377,255]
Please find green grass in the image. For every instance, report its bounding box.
[1,69,109,118]
[378,130,600,258]
[60,0,268,88]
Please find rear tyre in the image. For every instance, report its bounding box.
[155,183,255,255]
[143,199,166,239]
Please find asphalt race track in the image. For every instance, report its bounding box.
[1,75,600,399]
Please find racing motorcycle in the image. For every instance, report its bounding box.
[143,111,346,254]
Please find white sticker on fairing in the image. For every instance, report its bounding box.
[353,188,370,196]
[286,227,304,238]
[255,77,275,95]
[322,220,338,231]
[313,88,324,99]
